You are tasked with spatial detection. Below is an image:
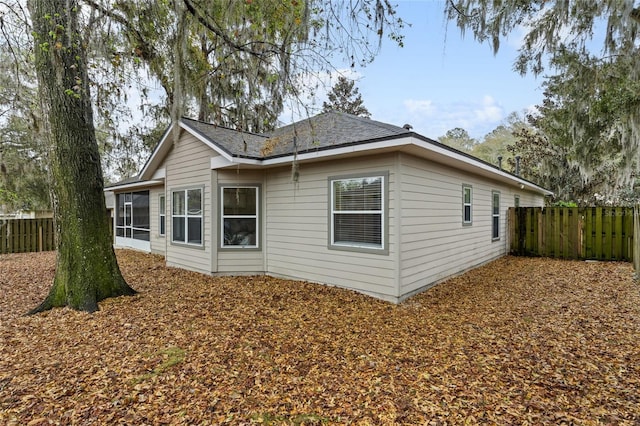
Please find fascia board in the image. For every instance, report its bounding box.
[104,180,164,192]
[408,138,554,196]
[139,124,173,180]
[258,136,552,196]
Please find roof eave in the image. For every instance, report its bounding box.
[228,134,551,196]
[104,179,164,192]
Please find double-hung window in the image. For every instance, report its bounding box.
[172,188,203,246]
[159,195,166,236]
[462,185,472,225]
[492,190,500,240]
[221,186,259,248]
[330,174,385,251]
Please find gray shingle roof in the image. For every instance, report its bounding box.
[263,111,411,158]
[181,117,268,159]
[181,111,411,160]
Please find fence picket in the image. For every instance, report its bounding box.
[585,209,593,258]
[509,206,635,262]
[0,218,56,255]
[615,208,624,260]
[635,206,640,272]
[0,220,5,254]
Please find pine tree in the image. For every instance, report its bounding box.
[322,76,371,118]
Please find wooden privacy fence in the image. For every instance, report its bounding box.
[509,207,636,261]
[0,218,55,255]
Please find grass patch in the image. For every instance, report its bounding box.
[135,346,186,382]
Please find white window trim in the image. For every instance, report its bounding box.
[171,188,203,247]
[462,185,472,225]
[220,185,260,249]
[492,190,500,241]
[159,194,166,236]
[329,174,386,252]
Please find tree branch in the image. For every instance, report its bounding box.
[181,0,283,61]
[82,0,157,61]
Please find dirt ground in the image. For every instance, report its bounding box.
[1,250,639,425]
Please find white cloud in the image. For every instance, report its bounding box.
[392,95,506,139]
[403,99,436,116]
[474,95,503,122]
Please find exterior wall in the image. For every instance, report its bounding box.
[215,169,266,273]
[125,129,549,303]
[397,153,545,300]
[164,132,213,274]
[263,153,399,302]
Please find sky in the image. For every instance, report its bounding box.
[299,0,544,141]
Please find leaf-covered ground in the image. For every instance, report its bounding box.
[1,251,639,425]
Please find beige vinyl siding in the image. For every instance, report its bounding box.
[264,153,398,301]
[149,186,166,255]
[512,191,544,207]
[164,132,213,274]
[398,153,545,299]
[216,170,266,273]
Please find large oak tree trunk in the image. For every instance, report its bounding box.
[28,0,136,313]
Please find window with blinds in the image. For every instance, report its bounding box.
[330,175,384,249]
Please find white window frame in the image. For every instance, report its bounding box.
[159,194,165,236]
[171,188,203,247]
[329,174,386,252]
[220,185,259,249]
[492,190,500,241]
[462,185,473,225]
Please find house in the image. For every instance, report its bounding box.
[105,111,551,303]
[0,210,53,219]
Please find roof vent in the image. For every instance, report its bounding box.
[403,124,413,130]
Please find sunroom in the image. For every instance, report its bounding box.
[114,190,151,252]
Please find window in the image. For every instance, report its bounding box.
[221,186,259,248]
[492,191,500,240]
[514,195,520,208]
[159,195,165,236]
[115,191,150,241]
[462,185,472,225]
[172,188,202,246]
[330,174,385,250]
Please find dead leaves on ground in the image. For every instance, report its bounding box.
[0,251,639,425]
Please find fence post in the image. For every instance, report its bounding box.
[0,219,6,254]
[633,204,640,279]
[519,207,527,255]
